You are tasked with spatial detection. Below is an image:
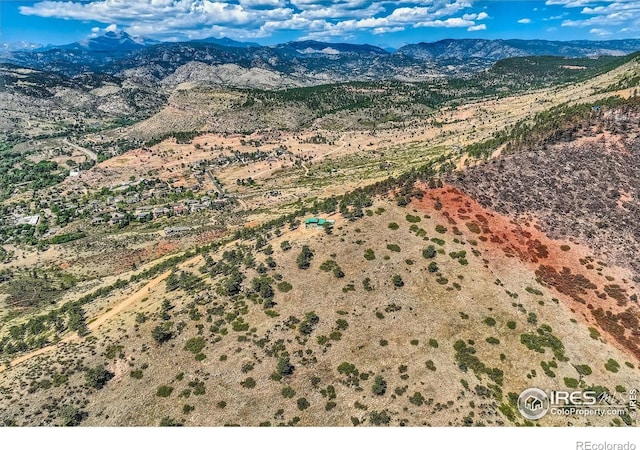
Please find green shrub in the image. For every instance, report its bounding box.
[188,380,206,395]
[296,245,314,269]
[84,366,114,389]
[409,392,425,406]
[325,401,337,411]
[372,375,387,395]
[506,321,516,330]
[525,286,543,296]
[58,405,83,427]
[281,386,296,398]
[157,385,174,397]
[484,317,496,327]
[574,364,593,376]
[159,417,182,427]
[151,323,173,344]
[241,377,256,388]
[369,410,391,426]
[406,214,421,223]
[605,359,620,373]
[422,245,437,259]
[297,397,310,410]
[277,355,295,377]
[429,339,439,348]
[130,370,143,379]
[277,281,293,292]
[428,262,438,273]
[184,337,206,354]
[520,329,568,361]
[387,244,401,252]
[435,225,447,234]
[320,260,338,272]
[564,377,579,388]
[364,249,375,260]
[388,222,399,230]
[392,274,404,287]
[486,337,500,345]
[299,311,319,335]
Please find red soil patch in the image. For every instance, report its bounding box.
[412,183,640,361]
[119,241,179,272]
[196,229,226,244]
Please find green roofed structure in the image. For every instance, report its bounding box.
[305,217,335,229]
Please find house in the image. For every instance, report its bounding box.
[153,207,169,218]
[109,212,125,225]
[304,217,335,229]
[173,204,186,215]
[16,214,40,226]
[126,194,140,204]
[190,203,206,213]
[135,210,152,221]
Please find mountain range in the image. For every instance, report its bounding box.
[2,31,640,88]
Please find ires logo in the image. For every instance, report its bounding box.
[517,388,635,421]
[549,390,598,406]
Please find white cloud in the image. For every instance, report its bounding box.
[239,0,284,7]
[415,17,474,28]
[544,0,640,35]
[517,18,531,24]
[372,26,404,34]
[467,23,486,31]
[562,10,638,27]
[20,0,491,41]
[589,27,612,35]
[544,0,592,6]
[105,23,119,32]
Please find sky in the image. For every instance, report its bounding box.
[1,0,639,48]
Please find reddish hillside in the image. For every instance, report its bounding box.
[414,185,640,361]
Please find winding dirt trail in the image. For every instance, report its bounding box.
[0,256,200,374]
[62,138,98,162]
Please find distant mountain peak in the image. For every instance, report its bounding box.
[0,41,45,54]
[278,40,389,56]
[62,30,157,53]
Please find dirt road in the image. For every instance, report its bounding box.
[0,256,200,373]
[63,138,98,162]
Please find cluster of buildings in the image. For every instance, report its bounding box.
[1,177,234,244]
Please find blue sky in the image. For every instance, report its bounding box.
[1,0,639,48]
